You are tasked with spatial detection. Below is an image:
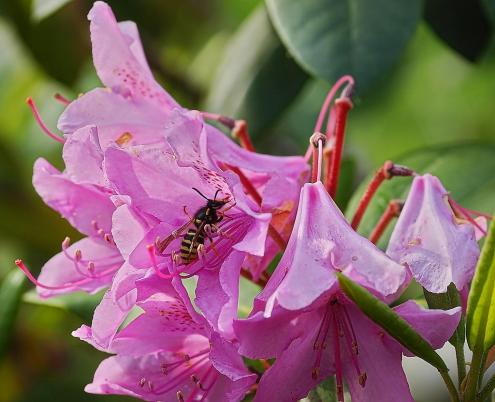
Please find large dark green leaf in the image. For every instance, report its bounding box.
[1,0,89,85]
[424,0,492,62]
[0,270,25,360]
[205,6,308,135]
[265,0,421,91]
[345,143,495,248]
[338,273,448,371]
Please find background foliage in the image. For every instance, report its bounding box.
[0,0,494,401]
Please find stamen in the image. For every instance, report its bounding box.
[177,391,185,402]
[312,306,332,381]
[337,305,366,388]
[26,97,65,144]
[147,244,174,280]
[449,197,487,236]
[149,355,210,395]
[332,308,345,402]
[309,133,326,183]
[15,259,117,290]
[368,199,404,244]
[54,93,71,105]
[351,161,413,230]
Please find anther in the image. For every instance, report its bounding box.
[74,249,82,261]
[139,378,146,387]
[359,372,367,387]
[177,391,185,402]
[54,93,71,105]
[312,367,320,380]
[352,341,359,355]
[87,262,95,272]
[62,237,71,249]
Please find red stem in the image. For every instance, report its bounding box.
[368,200,403,244]
[351,162,391,229]
[327,98,353,198]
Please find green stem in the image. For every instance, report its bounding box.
[477,372,495,402]
[454,316,467,387]
[440,370,461,402]
[464,346,486,401]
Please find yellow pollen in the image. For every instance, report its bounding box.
[116,131,133,146]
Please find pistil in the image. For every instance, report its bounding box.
[26,97,65,144]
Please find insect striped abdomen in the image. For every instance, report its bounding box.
[180,228,205,263]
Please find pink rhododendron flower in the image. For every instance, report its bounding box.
[261,181,407,315]
[234,181,461,402]
[387,174,481,293]
[57,1,307,279]
[102,114,271,336]
[236,298,460,402]
[78,275,256,401]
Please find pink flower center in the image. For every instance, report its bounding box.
[312,298,366,402]
[137,348,219,401]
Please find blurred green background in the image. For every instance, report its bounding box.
[0,0,494,401]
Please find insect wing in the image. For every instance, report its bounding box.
[156,218,194,253]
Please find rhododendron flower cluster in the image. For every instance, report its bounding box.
[17,2,492,402]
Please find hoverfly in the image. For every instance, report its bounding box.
[155,188,232,265]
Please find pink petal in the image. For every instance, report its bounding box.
[195,251,245,338]
[341,304,415,402]
[254,327,334,402]
[88,2,177,108]
[266,182,406,311]
[58,88,169,143]
[37,237,122,298]
[62,125,105,186]
[33,158,115,236]
[392,300,461,356]
[387,174,480,292]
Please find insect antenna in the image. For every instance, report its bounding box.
[192,187,209,200]
[213,189,221,201]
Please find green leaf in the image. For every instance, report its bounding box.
[466,214,495,351]
[0,270,25,359]
[338,273,448,371]
[424,0,492,62]
[265,0,421,91]
[205,5,308,135]
[345,143,495,248]
[23,289,103,323]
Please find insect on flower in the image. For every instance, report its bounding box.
[154,187,236,266]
